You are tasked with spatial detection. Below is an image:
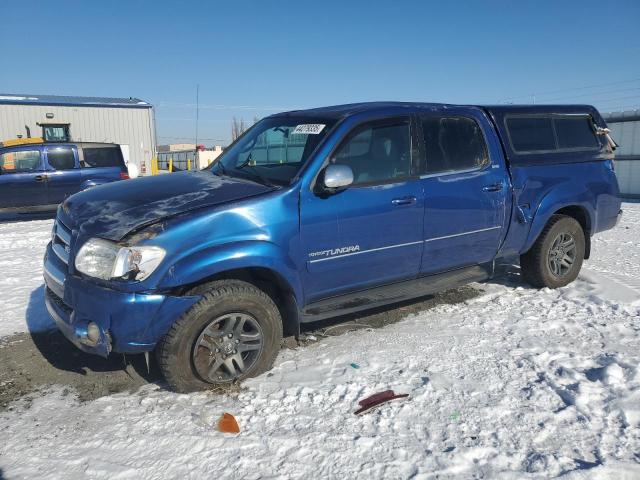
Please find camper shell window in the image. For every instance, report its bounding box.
[505,114,600,154]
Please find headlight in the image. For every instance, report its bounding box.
[74,238,119,280]
[75,238,165,281]
[112,244,166,280]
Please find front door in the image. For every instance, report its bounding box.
[44,145,81,204]
[418,111,509,274]
[300,117,424,303]
[0,147,48,209]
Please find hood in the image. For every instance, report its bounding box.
[61,171,276,241]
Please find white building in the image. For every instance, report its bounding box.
[0,93,156,175]
[604,109,640,198]
[157,144,223,170]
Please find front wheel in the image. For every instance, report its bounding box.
[520,215,585,289]
[156,280,283,392]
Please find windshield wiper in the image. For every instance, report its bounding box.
[235,154,274,187]
[236,153,253,170]
[243,165,275,187]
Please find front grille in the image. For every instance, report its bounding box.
[46,287,72,315]
[52,217,73,266]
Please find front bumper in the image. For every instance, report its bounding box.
[44,242,200,357]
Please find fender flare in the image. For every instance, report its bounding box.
[522,191,595,254]
[157,240,304,306]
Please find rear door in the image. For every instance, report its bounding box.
[80,145,128,185]
[299,116,424,303]
[418,109,509,274]
[44,145,82,204]
[0,147,48,209]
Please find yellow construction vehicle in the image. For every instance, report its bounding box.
[0,137,45,148]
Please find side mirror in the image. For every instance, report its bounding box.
[323,164,354,190]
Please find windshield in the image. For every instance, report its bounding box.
[211,116,336,185]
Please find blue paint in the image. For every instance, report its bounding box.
[42,102,622,358]
[0,142,128,211]
[44,249,200,357]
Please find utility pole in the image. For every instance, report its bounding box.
[195,84,200,146]
[195,84,199,169]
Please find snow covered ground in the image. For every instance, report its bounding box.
[0,218,55,337]
[1,204,639,479]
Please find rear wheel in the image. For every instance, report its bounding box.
[156,280,283,392]
[520,215,585,289]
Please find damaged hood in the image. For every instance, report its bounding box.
[61,171,276,241]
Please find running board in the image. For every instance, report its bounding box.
[300,264,491,322]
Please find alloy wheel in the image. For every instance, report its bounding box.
[192,312,264,383]
[547,232,577,278]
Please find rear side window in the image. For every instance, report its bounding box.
[506,117,556,152]
[83,147,124,168]
[555,117,599,149]
[506,115,600,153]
[0,150,41,173]
[46,147,76,170]
[420,116,489,175]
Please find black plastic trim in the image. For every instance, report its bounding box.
[300,264,492,322]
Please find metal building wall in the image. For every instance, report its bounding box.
[0,104,156,174]
[604,110,640,197]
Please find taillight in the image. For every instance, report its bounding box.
[120,172,130,180]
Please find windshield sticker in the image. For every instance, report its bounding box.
[293,124,326,135]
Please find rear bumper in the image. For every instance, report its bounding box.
[43,243,200,357]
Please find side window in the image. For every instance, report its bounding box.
[506,117,556,152]
[420,116,488,175]
[47,147,76,170]
[42,124,70,142]
[82,147,124,167]
[333,119,411,185]
[555,116,599,149]
[506,115,601,154]
[336,129,372,159]
[0,150,41,173]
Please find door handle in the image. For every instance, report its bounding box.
[391,196,417,206]
[34,174,48,182]
[482,182,503,192]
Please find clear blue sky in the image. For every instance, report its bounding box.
[2,0,639,145]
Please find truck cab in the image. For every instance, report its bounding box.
[42,102,621,392]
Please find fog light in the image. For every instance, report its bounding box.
[87,322,101,343]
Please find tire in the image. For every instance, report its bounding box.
[156,280,283,392]
[520,215,585,289]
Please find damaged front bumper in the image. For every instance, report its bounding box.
[44,243,200,357]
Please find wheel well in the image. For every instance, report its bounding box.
[186,267,300,338]
[553,206,591,259]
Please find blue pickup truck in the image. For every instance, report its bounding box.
[0,141,128,213]
[43,102,621,392]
